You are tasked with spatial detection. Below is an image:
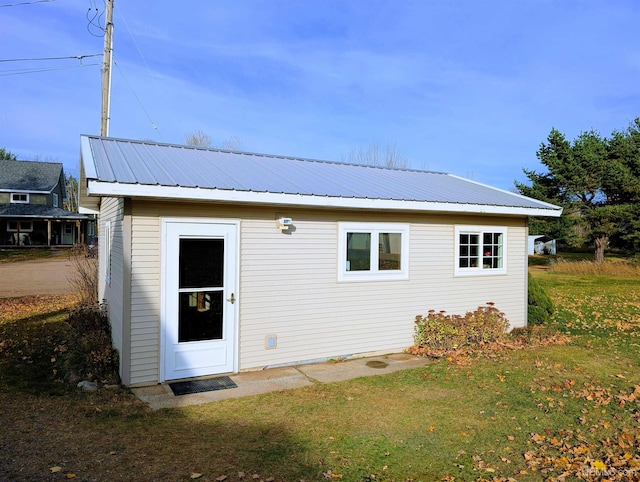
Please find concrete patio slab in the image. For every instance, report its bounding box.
[132,353,430,410]
[296,353,430,383]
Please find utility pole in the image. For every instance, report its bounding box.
[100,0,114,137]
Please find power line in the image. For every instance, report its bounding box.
[0,54,102,63]
[86,0,105,37]
[114,7,164,140]
[0,62,100,76]
[114,60,164,141]
[0,0,55,7]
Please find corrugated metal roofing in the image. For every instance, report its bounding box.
[81,135,560,213]
[0,159,63,192]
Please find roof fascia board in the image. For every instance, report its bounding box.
[79,206,99,215]
[80,135,98,179]
[87,180,563,217]
[0,189,52,194]
[448,174,561,211]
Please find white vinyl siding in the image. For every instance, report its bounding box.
[129,216,161,385]
[113,201,528,386]
[98,197,125,374]
[239,217,528,371]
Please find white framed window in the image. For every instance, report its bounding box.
[103,221,111,286]
[455,226,507,276]
[53,193,59,207]
[10,193,29,203]
[7,220,33,232]
[338,223,409,281]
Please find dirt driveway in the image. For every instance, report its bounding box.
[0,255,76,298]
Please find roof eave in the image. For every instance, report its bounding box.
[87,180,563,218]
[0,189,53,194]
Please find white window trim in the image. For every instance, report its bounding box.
[53,193,59,207]
[7,220,33,232]
[455,225,507,277]
[338,222,409,282]
[103,221,111,286]
[10,193,29,204]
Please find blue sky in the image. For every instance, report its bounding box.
[1,0,639,190]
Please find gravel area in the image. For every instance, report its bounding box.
[0,255,75,298]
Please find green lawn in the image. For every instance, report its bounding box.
[1,270,640,481]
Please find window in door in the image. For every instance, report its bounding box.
[178,238,225,342]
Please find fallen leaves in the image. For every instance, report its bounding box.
[49,466,75,478]
[0,294,78,323]
[524,426,640,480]
[408,325,571,366]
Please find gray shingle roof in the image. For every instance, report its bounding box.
[81,135,561,215]
[0,203,88,220]
[0,159,63,192]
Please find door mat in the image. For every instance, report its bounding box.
[169,376,238,396]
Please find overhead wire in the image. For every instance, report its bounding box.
[112,6,164,141]
[86,0,105,37]
[0,0,55,7]
[0,54,102,63]
[0,63,101,76]
[114,61,164,141]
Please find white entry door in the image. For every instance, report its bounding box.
[162,219,237,381]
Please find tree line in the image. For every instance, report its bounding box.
[516,118,640,262]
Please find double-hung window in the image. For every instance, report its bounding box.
[338,223,409,281]
[455,226,506,276]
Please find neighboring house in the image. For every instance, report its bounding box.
[80,135,562,387]
[527,235,557,255]
[0,159,91,247]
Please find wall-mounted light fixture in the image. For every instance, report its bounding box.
[276,215,293,232]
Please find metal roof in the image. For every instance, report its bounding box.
[80,135,561,217]
[0,159,64,193]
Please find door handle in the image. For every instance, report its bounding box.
[227,293,235,304]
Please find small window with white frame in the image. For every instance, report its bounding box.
[53,193,59,207]
[455,226,507,276]
[10,193,29,203]
[7,220,33,232]
[338,223,409,281]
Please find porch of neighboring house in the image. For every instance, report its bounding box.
[1,218,94,248]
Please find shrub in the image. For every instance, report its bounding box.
[413,303,509,350]
[65,302,120,385]
[528,276,554,325]
[68,245,98,304]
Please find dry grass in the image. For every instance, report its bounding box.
[548,257,640,277]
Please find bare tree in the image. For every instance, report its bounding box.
[184,129,212,148]
[221,135,243,151]
[64,173,79,212]
[341,142,408,168]
[184,130,244,151]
